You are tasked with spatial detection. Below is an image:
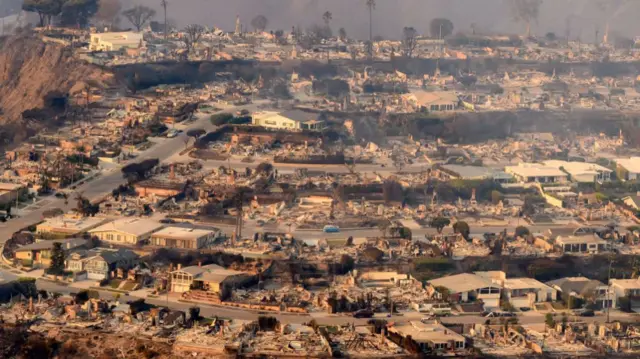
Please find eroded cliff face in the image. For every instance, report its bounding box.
[0,34,112,144]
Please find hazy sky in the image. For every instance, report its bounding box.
[121,0,640,40]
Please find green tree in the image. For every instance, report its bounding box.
[429,18,454,38]
[453,221,470,240]
[515,226,530,238]
[435,285,450,301]
[122,5,156,31]
[22,0,64,27]
[210,112,234,126]
[59,0,99,28]
[429,217,450,233]
[48,242,66,275]
[545,313,556,328]
[491,190,504,204]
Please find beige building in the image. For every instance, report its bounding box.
[89,32,144,51]
[404,91,459,112]
[389,321,466,353]
[89,218,164,245]
[0,183,26,207]
[170,264,253,294]
[15,238,87,268]
[252,110,325,131]
[505,163,568,184]
[150,226,219,249]
[36,216,108,239]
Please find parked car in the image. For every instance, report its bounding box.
[353,309,374,319]
[323,225,340,233]
[574,309,595,317]
[484,311,516,318]
[166,129,181,138]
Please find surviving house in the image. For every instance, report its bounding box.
[0,183,26,207]
[89,32,144,52]
[404,91,459,112]
[474,271,557,308]
[89,218,164,245]
[610,278,640,312]
[14,238,87,268]
[170,264,254,295]
[428,273,501,308]
[615,157,640,181]
[555,235,610,254]
[546,277,614,309]
[504,163,568,184]
[543,160,612,183]
[82,248,140,280]
[150,226,219,249]
[251,110,325,131]
[36,216,108,239]
[389,320,466,353]
[501,278,557,308]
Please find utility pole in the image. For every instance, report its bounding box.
[607,258,613,323]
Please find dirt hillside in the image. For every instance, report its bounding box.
[0,34,113,144]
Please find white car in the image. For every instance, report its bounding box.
[166,129,180,138]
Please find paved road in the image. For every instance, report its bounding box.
[28,276,640,326]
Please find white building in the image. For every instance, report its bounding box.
[404,91,459,112]
[610,279,640,312]
[615,157,640,181]
[474,271,557,309]
[251,110,325,131]
[543,160,612,183]
[555,235,610,254]
[89,218,164,245]
[428,273,501,308]
[388,320,466,353]
[504,163,568,184]
[89,32,144,52]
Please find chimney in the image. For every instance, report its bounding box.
[169,164,175,180]
[177,263,181,270]
[198,261,201,267]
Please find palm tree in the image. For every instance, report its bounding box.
[366,0,375,43]
[322,11,332,26]
[160,0,168,41]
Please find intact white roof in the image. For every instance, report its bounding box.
[151,226,217,241]
[90,218,164,237]
[428,273,496,293]
[504,163,567,178]
[611,278,640,290]
[556,234,607,245]
[543,160,612,175]
[37,216,108,233]
[615,157,640,174]
[503,277,553,291]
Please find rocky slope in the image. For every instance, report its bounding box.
[0,34,112,144]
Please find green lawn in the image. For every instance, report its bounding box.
[109,279,123,289]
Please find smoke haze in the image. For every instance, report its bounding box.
[124,0,639,40]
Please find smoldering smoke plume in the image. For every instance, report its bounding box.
[126,0,640,40]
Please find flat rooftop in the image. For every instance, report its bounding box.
[90,218,164,237]
[37,216,108,233]
[505,163,567,178]
[151,226,218,240]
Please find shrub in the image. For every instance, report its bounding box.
[210,113,234,126]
